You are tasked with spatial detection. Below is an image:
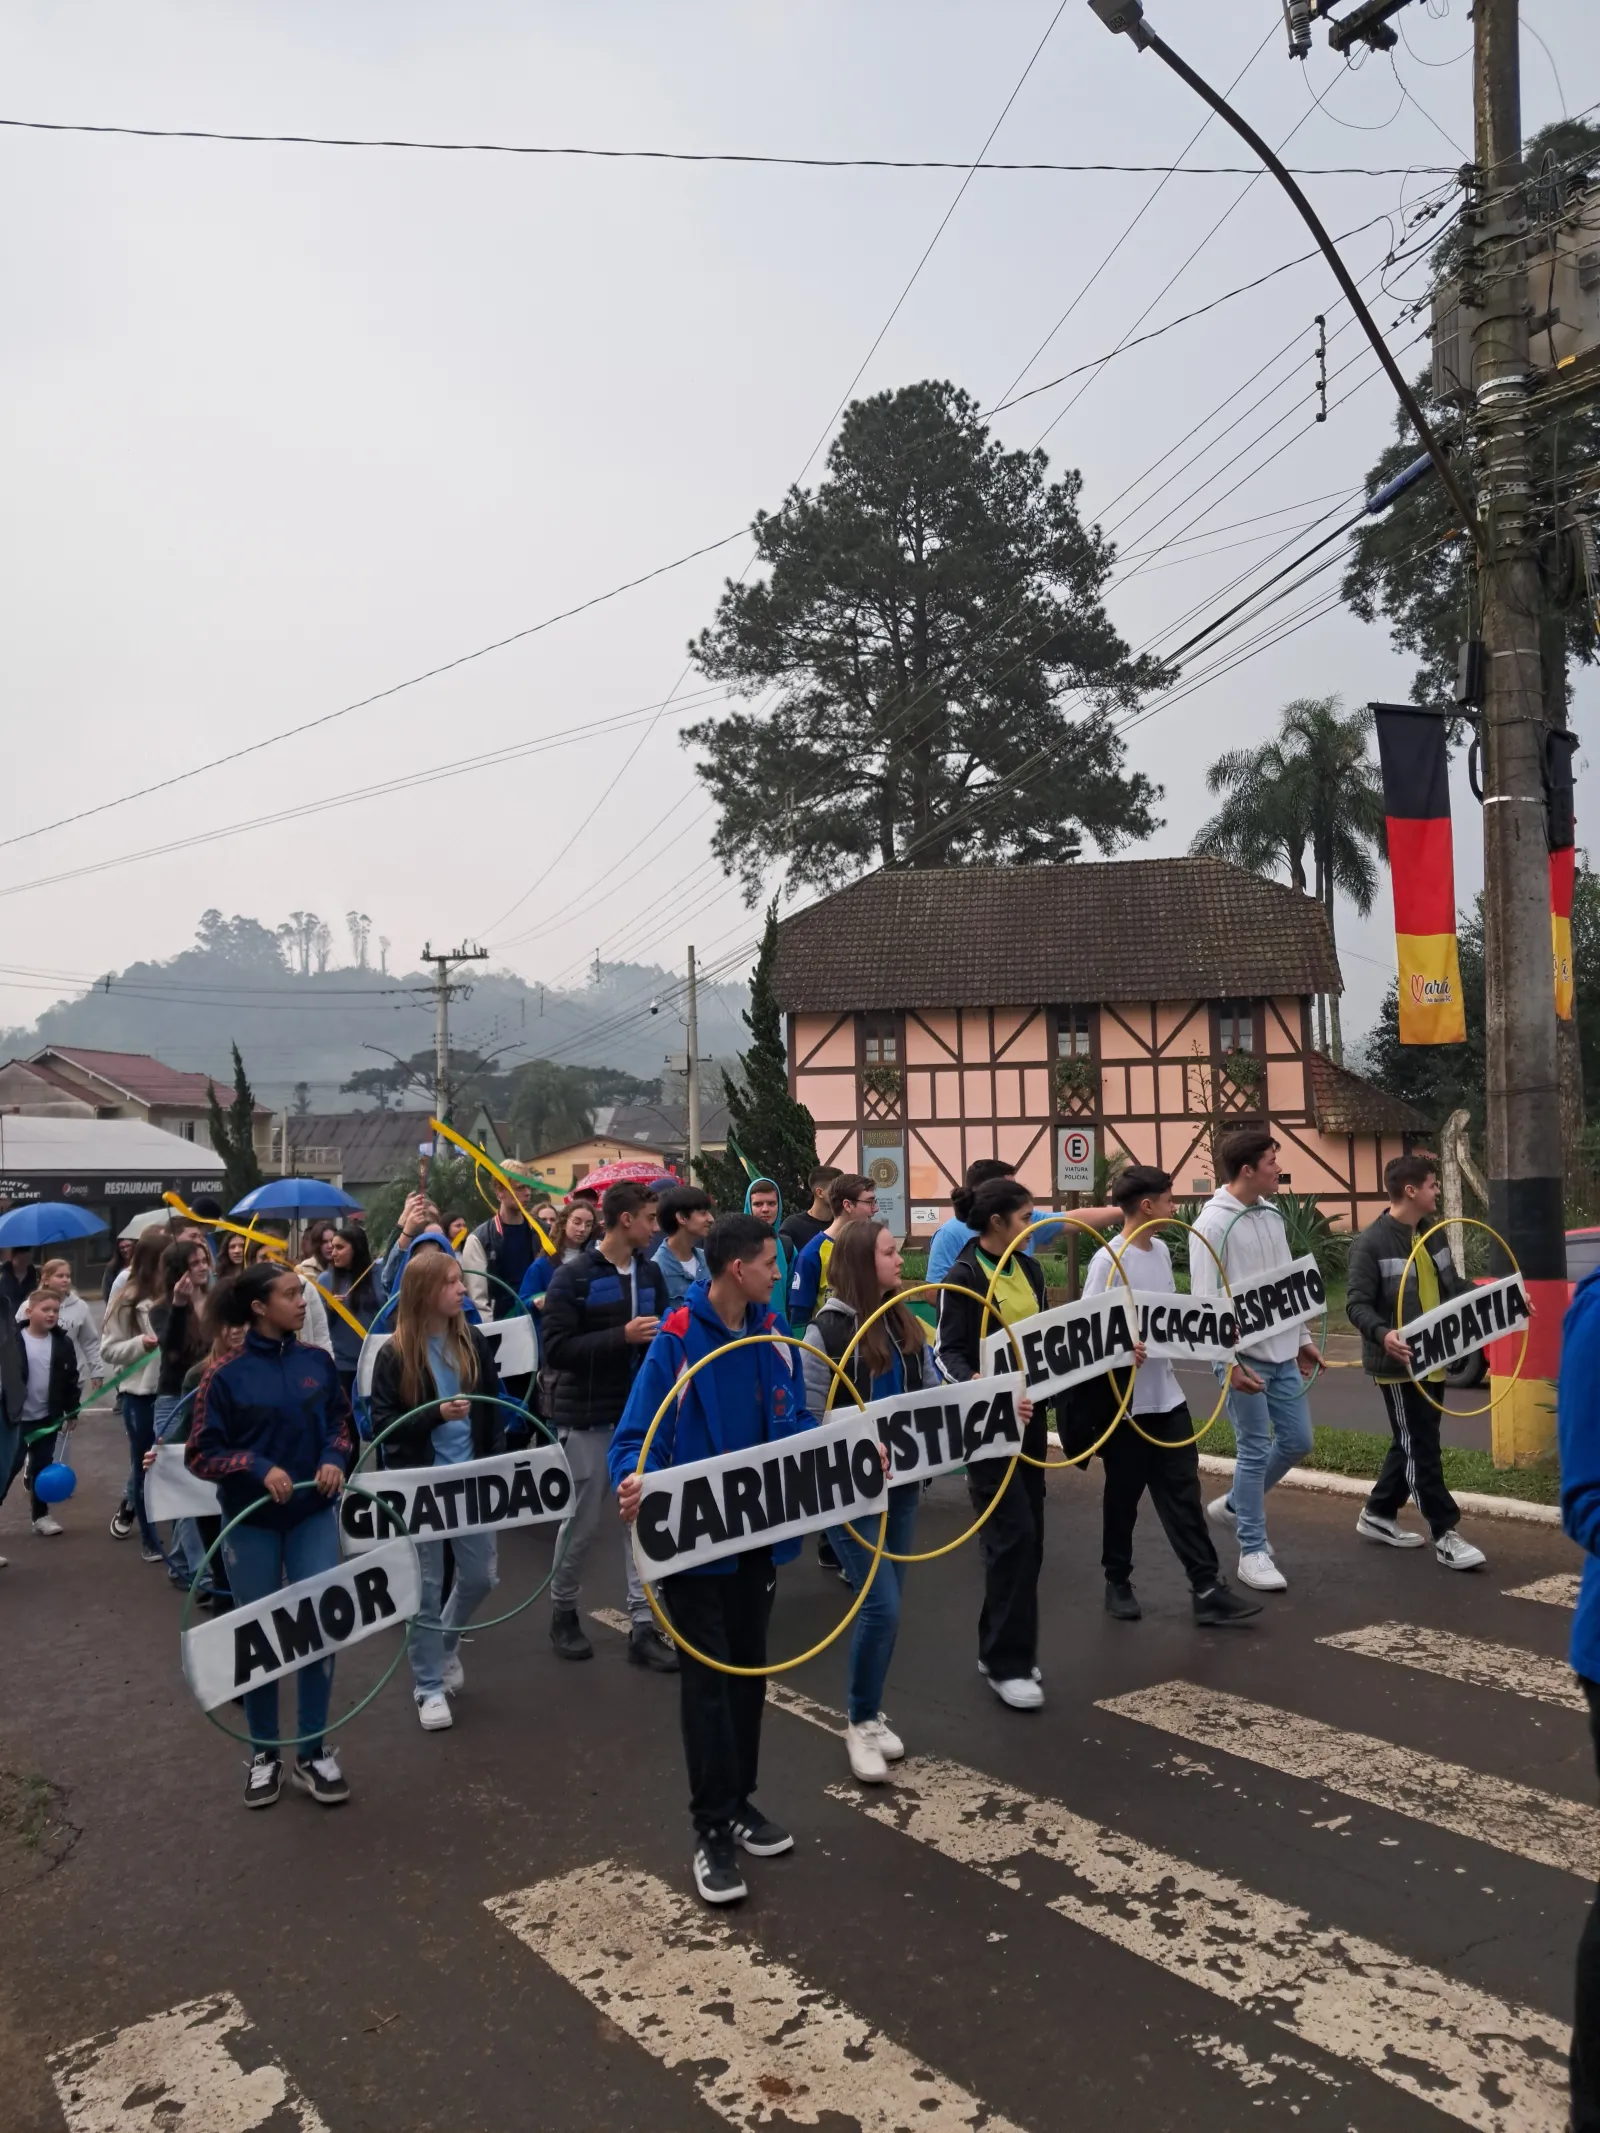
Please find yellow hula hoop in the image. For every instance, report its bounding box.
[428,1117,555,1256]
[633,1330,887,1678]
[1395,1216,1530,1418]
[163,1193,289,1258]
[833,1280,1032,1564]
[1111,1215,1237,1451]
[979,1215,1139,1468]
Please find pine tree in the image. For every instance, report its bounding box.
[695,903,818,1213]
[207,1042,266,1207]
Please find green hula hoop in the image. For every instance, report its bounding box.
[179,1477,415,1753]
[1216,1201,1328,1392]
[347,1390,573,1635]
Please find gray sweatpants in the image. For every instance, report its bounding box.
[549,1423,650,1626]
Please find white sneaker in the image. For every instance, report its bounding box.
[1237,1549,1287,1592]
[1355,1509,1427,1550]
[865,1713,904,1762]
[32,1517,62,1538]
[0,1554,8,1568]
[417,1692,454,1731]
[1435,1530,1487,1571]
[989,1675,1045,1711]
[846,1722,889,1783]
[1205,1494,1237,1531]
[442,1654,465,1695]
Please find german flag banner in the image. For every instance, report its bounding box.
[1552,843,1575,1020]
[1373,707,1467,1045]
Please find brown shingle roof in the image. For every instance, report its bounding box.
[771,859,1341,1010]
[286,1111,437,1183]
[1306,1052,1431,1136]
[36,1046,269,1113]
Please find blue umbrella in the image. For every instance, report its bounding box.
[0,1202,108,1248]
[230,1179,364,1219]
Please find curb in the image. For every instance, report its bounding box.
[1195,1452,1562,1527]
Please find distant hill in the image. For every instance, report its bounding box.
[0,910,751,1108]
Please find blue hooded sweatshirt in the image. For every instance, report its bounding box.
[1560,1269,1600,1684]
[370,1231,483,1335]
[745,1177,792,1330]
[187,1329,354,1529]
[609,1280,815,1576]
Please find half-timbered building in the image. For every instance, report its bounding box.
[771,858,1428,1237]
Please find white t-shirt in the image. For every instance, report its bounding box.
[1084,1235,1183,1417]
[20,1329,54,1422]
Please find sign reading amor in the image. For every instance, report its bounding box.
[631,1376,1028,1578]
[338,1444,573,1551]
[181,1537,421,1712]
[1399,1273,1530,1377]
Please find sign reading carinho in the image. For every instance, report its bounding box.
[631,1377,1028,1578]
[339,1445,573,1552]
[181,1537,421,1712]
[1400,1272,1530,1377]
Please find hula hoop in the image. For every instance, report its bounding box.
[1217,1200,1331,1391]
[1109,1216,1237,1450]
[1395,1216,1530,1417]
[633,1331,887,1678]
[179,1477,415,1752]
[428,1116,555,1256]
[833,1281,1042,1564]
[348,1390,569,1633]
[978,1215,1139,1469]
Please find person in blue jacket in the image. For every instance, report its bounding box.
[744,1178,793,1321]
[787,1173,876,1327]
[925,1158,1119,1284]
[186,1264,355,1814]
[1560,1267,1600,2129]
[612,1211,813,1908]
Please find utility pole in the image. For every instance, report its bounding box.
[685,944,702,1172]
[420,940,488,1127]
[1471,0,1564,1464]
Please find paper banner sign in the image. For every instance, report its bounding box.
[1399,1273,1530,1377]
[1226,1255,1326,1342]
[631,1375,1028,1579]
[181,1536,421,1712]
[355,1313,539,1400]
[144,1443,222,1523]
[338,1443,573,1553]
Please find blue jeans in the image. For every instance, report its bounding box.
[1214,1356,1314,1555]
[409,1533,499,1696]
[827,1484,920,1725]
[221,1508,342,1756]
[120,1394,160,1552]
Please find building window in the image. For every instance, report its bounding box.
[1054,1006,1092,1059]
[181,1121,195,1142]
[1216,999,1254,1053]
[862,1013,898,1065]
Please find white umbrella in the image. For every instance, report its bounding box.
[120,1207,174,1240]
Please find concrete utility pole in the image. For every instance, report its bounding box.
[685,944,702,1171]
[1471,0,1564,1463]
[420,941,488,1127]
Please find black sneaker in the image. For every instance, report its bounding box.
[693,1832,748,1905]
[244,1752,282,1809]
[1104,1579,1142,1620]
[731,1805,794,1857]
[628,1623,680,1673]
[1193,1579,1264,1626]
[817,1534,841,1571]
[549,1608,593,1661]
[110,1504,136,1540]
[291,1751,350,1805]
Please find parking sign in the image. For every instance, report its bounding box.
[1055,1126,1095,1193]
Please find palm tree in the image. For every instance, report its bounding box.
[1191,696,1384,1064]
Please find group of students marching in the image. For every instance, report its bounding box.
[0,1135,1492,1906]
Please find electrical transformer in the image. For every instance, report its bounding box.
[1432,174,1600,403]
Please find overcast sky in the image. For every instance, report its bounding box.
[3,0,1594,1055]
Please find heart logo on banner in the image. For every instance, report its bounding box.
[1409,973,1426,1002]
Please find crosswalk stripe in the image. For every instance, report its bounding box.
[1098,1677,1599,1877]
[486,1862,1025,2132]
[829,1758,1568,2132]
[1319,1620,1585,1711]
[588,1608,845,1734]
[1506,1573,1582,1609]
[48,1993,330,2133]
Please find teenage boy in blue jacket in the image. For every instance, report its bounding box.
[1560,1268,1600,2129]
[613,1212,813,1907]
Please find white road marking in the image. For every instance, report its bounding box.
[1098,1678,1600,1877]
[830,1757,1568,2132]
[1319,1620,1585,1711]
[1506,1573,1582,1609]
[487,1862,1024,2132]
[49,1993,330,2133]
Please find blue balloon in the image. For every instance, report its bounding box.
[34,1462,77,1504]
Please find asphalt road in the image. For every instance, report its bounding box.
[1,1407,1589,2133]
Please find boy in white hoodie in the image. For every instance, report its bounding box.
[1190,1129,1321,1592]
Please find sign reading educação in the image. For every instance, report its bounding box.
[338,1444,573,1552]
[631,1375,1029,1578]
[1399,1272,1529,1377]
[181,1538,421,1712]
[981,1257,1327,1402]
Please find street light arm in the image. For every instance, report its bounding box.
[1089,3,1482,551]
